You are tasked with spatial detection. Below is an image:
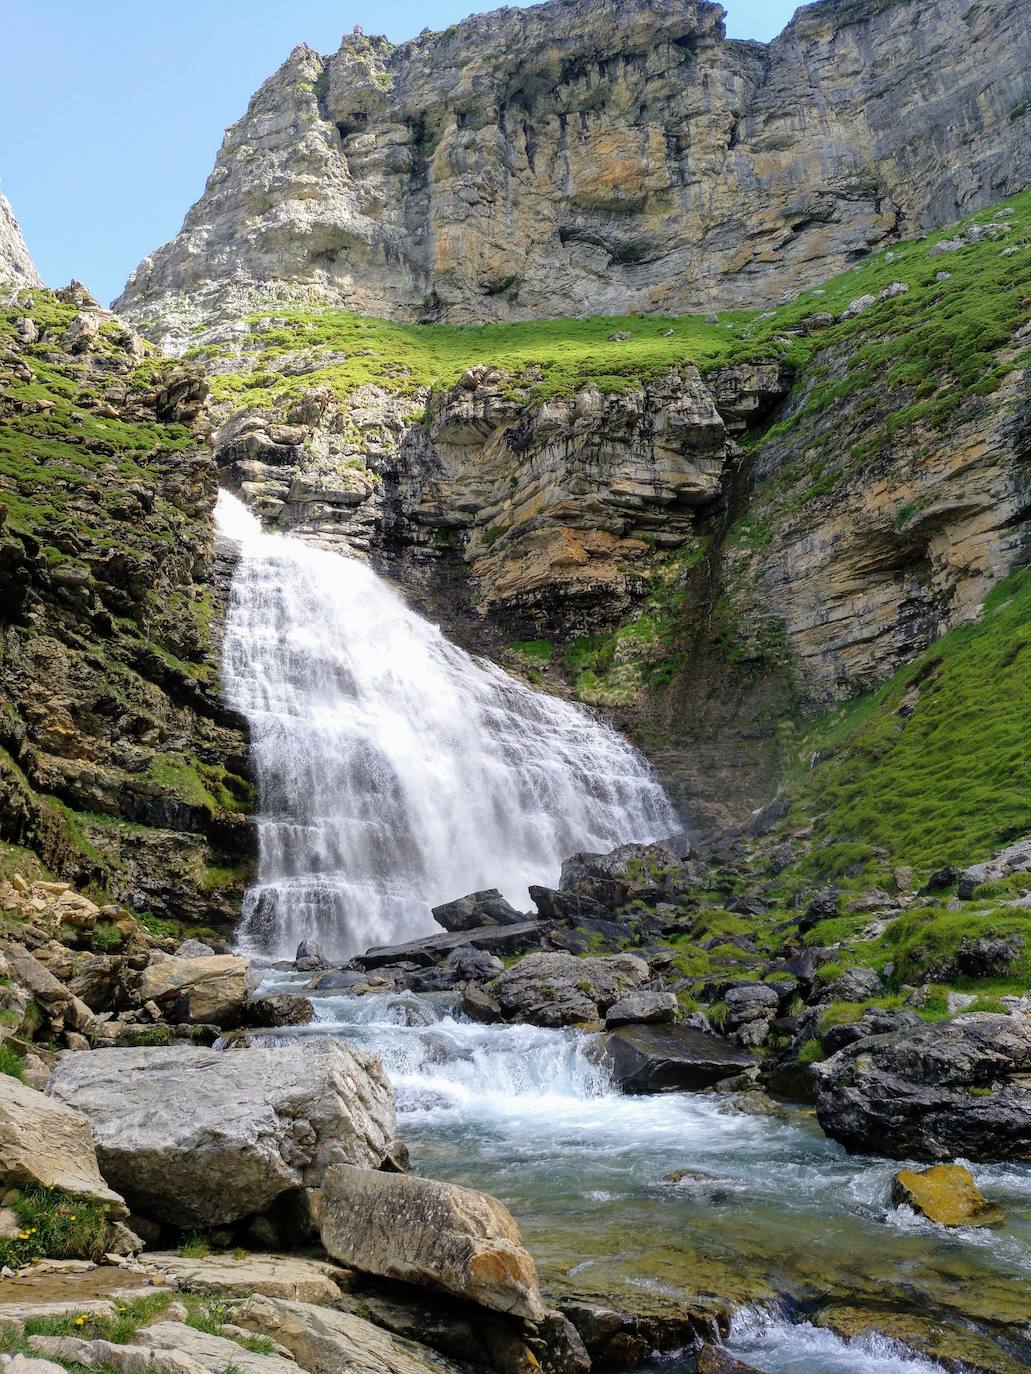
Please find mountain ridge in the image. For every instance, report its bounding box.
[115,0,1031,349]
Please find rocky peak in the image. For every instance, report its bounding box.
[115,0,1030,348]
[0,190,42,289]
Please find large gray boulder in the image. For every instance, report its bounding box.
[320,1164,546,1322]
[589,1024,755,1093]
[48,1039,396,1227]
[0,1074,127,1215]
[493,951,649,1027]
[432,890,527,933]
[814,1014,1031,1160]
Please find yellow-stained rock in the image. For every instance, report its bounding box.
[891,1164,1004,1229]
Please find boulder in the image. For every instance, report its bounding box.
[243,995,316,1028]
[814,1014,1031,1160]
[890,1163,1004,1227]
[137,954,252,1027]
[588,1024,755,1093]
[320,1163,546,1322]
[493,951,649,1027]
[294,940,328,971]
[175,940,215,959]
[28,1338,209,1374]
[462,986,504,1024]
[228,1294,468,1374]
[10,1357,77,1374]
[0,1074,127,1214]
[356,922,547,971]
[432,890,527,932]
[697,1347,763,1374]
[48,1039,396,1227]
[604,990,678,1028]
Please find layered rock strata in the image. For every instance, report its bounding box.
[116,0,1031,345]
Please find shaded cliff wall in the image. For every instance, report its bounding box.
[0,282,254,929]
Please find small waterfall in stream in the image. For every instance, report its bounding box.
[216,491,678,959]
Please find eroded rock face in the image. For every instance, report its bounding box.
[212,363,787,641]
[319,1164,546,1323]
[228,1294,469,1374]
[115,0,1031,344]
[814,1014,1031,1160]
[0,191,41,288]
[47,1039,396,1226]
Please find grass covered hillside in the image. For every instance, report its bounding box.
[197,188,1030,436]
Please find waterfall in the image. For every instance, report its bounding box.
[216,491,678,960]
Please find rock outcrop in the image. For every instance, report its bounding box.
[48,1039,397,1227]
[0,191,41,288]
[814,1014,1031,1160]
[0,284,253,927]
[115,0,1031,344]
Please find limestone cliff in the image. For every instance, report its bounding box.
[116,0,1031,347]
[0,191,42,289]
[0,282,253,929]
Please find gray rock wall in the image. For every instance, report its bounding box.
[116,0,1031,346]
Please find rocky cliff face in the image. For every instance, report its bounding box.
[0,282,253,928]
[0,191,42,289]
[115,0,1031,347]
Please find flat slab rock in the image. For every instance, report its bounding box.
[229,1293,468,1374]
[144,1252,346,1302]
[588,1024,755,1092]
[356,922,546,970]
[32,1324,301,1374]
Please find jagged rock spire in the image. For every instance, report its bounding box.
[0,189,43,288]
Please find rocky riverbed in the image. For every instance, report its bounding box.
[1,833,1029,1374]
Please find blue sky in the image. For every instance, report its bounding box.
[2,0,802,305]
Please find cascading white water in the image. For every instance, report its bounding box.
[216,491,678,959]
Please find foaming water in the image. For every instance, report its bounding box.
[216,491,677,959]
[246,975,1031,1372]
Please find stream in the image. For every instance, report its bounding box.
[216,492,1031,1372]
[247,977,1031,1374]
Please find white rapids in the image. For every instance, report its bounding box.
[216,491,677,959]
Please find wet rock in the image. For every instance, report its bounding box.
[589,1024,755,1093]
[0,1074,128,1215]
[890,1163,1004,1227]
[242,994,316,1027]
[815,1014,1031,1160]
[605,990,678,1028]
[493,951,649,1028]
[294,939,329,971]
[432,890,528,932]
[320,1163,546,1322]
[462,986,504,1024]
[357,921,547,971]
[48,1039,396,1227]
[697,1346,764,1374]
